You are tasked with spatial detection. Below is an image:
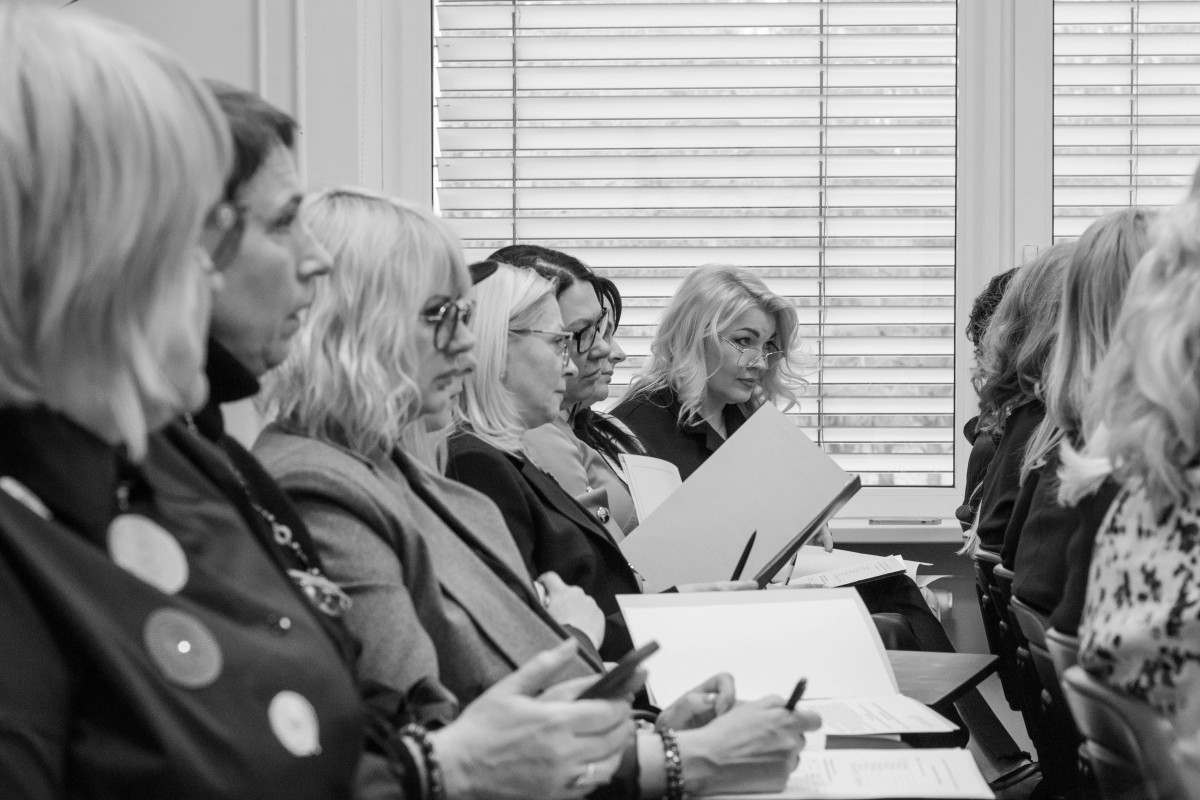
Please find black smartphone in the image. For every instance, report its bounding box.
[576,640,660,700]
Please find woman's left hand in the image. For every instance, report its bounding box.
[818,525,834,552]
[538,572,606,649]
[656,672,736,731]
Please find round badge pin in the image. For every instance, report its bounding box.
[109,514,189,594]
[268,690,322,757]
[142,608,223,688]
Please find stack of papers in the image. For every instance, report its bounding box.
[784,548,907,588]
[704,749,994,799]
[616,590,958,737]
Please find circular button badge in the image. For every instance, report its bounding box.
[268,690,322,757]
[109,515,189,594]
[142,608,223,688]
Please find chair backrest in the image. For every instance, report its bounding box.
[1061,666,1190,800]
[1046,627,1080,679]
[972,550,1021,709]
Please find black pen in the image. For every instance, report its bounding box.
[785,677,808,711]
[730,530,757,581]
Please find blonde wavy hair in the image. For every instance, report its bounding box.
[262,189,469,458]
[1060,171,1200,512]
[0,7,230,460]
[1020,208,1153,481]
[458,265,559,454]
[625,264,810,425]
[974,243,1073,437]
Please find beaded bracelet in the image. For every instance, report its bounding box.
[400,723,446,800]
[659,726,686,800]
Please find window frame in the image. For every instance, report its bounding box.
[398,0,1056,533]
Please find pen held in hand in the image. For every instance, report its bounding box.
[785,677,808,711]
[730,530,757,581]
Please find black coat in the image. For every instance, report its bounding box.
[610,386,749,481]
[974,401,1046,553]
[446,432,639,661]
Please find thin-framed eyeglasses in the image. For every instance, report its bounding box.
[572,306,610,354]
[510,328,573,368]
[719,335,784,368]
[421,298,474,352]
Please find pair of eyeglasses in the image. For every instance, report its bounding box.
[719,335,784,368]
[572,307,611,355]
[421,299,474,352]
[510,328,573,368]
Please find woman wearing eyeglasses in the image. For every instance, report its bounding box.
[447,262,643,661]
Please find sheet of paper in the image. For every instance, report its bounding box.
[618,454,681,521]
[619,404,859,592]
[616,590,895,708]
[799,695,958,736]
[704,749,994,800]
[788,554,905,588]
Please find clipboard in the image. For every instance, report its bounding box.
[619,403,861,592]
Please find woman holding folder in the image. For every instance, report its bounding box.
[612,264,1036,782]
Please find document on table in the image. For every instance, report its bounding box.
[619,403,860,592]
[785,548,906,588]
[616,590,958,736]
[704,749,994,800]
[618,454,681,521]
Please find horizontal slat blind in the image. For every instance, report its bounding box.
[433,0,957,487]
[1054,0,1200,238]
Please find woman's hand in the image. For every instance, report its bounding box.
[673,580,758,593]
[673,695,821,795]
[817,525,834,553]
[431,639,634,800]
[656,672,736,731]
[538,572,606,649]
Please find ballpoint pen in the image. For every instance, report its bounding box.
[785,677,808,711]
[730,530,757,581]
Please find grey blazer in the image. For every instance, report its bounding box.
[254,424,598,706]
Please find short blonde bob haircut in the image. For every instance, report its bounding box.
[458,264,559,454]
[627,264,808,425]
[1060,167,1200,513]
[0,7,230,460]
[262,188,470,459]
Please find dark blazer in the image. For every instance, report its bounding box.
[974,400,1046,553]
[256,425,599,706]
[1048,476,1121,635]
[610,386,749,481]
[446,431,639,660]
[0,408,364,800]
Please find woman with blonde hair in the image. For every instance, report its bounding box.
[998,210,1152,623]
[1061,172,1200,736]
[0,7,367,798]
[965,242,1073,555]
[612,264,806,476]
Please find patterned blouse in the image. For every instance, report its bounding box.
[1078,478,1200,716]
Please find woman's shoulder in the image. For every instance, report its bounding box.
[610,385,676,423]
[254,423,381,499]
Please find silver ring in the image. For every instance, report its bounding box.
[570,761,604,789]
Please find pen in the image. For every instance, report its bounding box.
[730,530,757,581]
[785,677,808,711]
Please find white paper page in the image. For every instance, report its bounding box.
[619,404,859,592]
[799,695,958,736]
[789,547,898,580]
[705,749,993,800]
[788,555,905,588]
[617,454,681,521]
[617,590,895,707]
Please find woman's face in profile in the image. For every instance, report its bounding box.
[414,286,476,419]
[504,296,578,429]
[705,306,777,410]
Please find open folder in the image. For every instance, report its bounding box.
[616,590,959,738]
[618,403,861,592]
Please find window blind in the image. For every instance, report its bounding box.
[433,0,957,487]
[1054,0,1200,238]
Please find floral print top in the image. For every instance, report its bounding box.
[1079,478,1200,717]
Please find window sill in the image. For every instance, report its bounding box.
[829,518,965,545]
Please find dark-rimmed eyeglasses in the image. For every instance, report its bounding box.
[510,328,573,368]
[571,307,611,355]
[719,335,783,368]
[421,299,474,352]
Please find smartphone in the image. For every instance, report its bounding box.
[576,641,660,700]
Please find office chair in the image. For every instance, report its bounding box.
[972,549,1021,709]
